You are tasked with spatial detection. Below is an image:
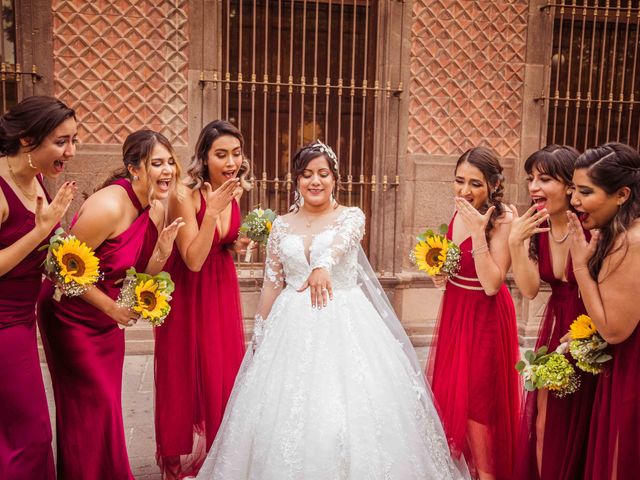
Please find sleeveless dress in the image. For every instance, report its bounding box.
[427,213,521,480]
[513,229,597,479]
[37,179,158,479]
[0,175,55,480]
[154,196,245,478]
[584,261,640,478]
[196,208,469,480]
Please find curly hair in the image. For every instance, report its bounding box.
[185,120,252,191]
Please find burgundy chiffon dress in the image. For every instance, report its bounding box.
[154,196,245,478]
[513,229,597,480]
[427,213,521,480]
[38,179,157,479]
[0,176,55,480]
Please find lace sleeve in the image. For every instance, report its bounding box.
[311,207,365,273]
[254,217,285,325]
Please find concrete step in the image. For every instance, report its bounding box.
[403,322,435,347]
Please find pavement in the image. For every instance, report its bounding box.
[42,355,161,479]
[40,346,430,479]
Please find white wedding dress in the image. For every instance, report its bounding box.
[196,207,469,480]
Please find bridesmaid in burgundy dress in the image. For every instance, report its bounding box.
[427,147,520,480]
[38,130,184,479]
[509,145,597,480]
[0,96,76,480]
[154,120,250,478]
[566,143,640,480]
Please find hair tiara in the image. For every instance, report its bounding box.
[308,139,338,170]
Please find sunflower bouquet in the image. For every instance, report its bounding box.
[566,314,612,374]
[42,228,101,301]
[409,224,461,277]
[116,268,175,327]
[515,346,580,397]
[239,207,277,262]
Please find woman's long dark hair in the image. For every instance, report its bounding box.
[455,146,505,242]
[574,142,640,280]
[524,144,580,261]
[0,96,75,155]
[186,119,252,191]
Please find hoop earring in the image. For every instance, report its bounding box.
[27,153,36,169]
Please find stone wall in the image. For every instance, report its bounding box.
[399,0,545,346]
[49,0,190,214]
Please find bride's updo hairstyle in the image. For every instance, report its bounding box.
[574,142,640,280]
[455,146,505,241]
[291,140,340,212]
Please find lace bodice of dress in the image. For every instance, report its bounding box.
[266,207,365,290]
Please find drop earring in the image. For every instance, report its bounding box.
[27,153,36,169]
[133,175,139,181]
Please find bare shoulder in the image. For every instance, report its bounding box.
[278,211,296,222]
[77,185,127,221]
[627,220,640,246]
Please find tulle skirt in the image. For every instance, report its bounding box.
[428,283,521,480]
[197,286,467,480]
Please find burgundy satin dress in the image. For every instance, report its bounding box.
[38,179,157,479]
[0,175,55,480]
[154,196,245,478]
[427,213,521,480]
[513,229,597,480]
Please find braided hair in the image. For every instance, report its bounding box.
[574,142,640,280]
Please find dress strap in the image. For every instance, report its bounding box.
[34,174,52,202]
[112,178,144,214]
[0,175,29,214]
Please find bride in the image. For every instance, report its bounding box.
[196,141,470,479]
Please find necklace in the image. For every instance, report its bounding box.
[549,219,570,243]
[6,157,37,201]
[299,207,331,228]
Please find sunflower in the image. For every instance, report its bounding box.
[570,314,598,340]
[53,237,100,285]
[133,278,170,322]
[413,236,449,276]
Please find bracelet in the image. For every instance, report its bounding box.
[471,244,489,257]
[572,265,588,273]
[155,249,171,263]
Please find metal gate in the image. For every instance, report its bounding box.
[542,1,640,150]
[199,0,404,273]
